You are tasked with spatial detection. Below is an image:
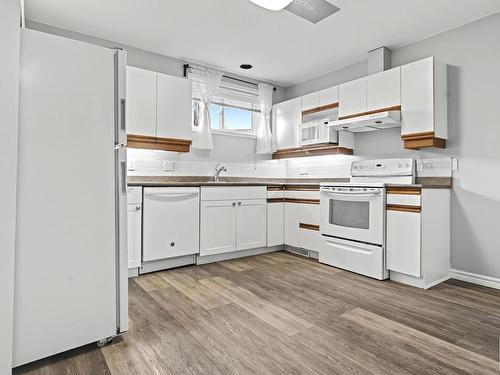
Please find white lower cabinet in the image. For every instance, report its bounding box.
[267,202,284,247]
[387,210,421,277]
[386,188,450,289]
[200,200,237,256]
[127,187,142,274]
[127,204,142,269]
[284,202,300,248]
[236,200,267,250]
[200,187,267,257]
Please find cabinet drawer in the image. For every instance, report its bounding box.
[284,190,320,200]
[267,191,284,199]
[127,186,142,204]
[387,194,421,206]
[201,186,266,201]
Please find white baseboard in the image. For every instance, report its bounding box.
[197,246,283,265]
[450,269,500,290]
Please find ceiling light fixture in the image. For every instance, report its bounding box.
[248,0,294,11]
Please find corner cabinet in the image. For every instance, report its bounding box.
[386,187,450,289]
[200,187,267,257]
[126,66,193,153]
[400,57,447,149]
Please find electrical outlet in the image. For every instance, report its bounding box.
[127,160,136,171]
[452,157,459,171]
[163,161,175,172]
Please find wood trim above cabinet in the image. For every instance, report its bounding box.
[386,187,421,195]
[302,102,339,116]
[299,223,320,231]
[272,144,353,160]
[127,134,192,153]
[338,105,401,121]
[386,204,421,213]
[401,131,446,150]
[285,198,320,205]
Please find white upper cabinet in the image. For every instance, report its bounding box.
[319,85,339,107]
[156,73,193,140]
[301,92,319,112]
[366,67,401,112]
[273,97,301,149]
[401,56,447,140]
[126,66,157,136]
[338,77,367,119]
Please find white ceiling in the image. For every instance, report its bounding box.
[25,0,500,87]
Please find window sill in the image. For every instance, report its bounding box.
[192,129,257,139]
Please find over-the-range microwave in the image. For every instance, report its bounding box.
[299,119,338,146]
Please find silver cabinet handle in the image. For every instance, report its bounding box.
[238,202,241,206]
[232,202,236,207]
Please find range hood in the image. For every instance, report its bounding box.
[329,110,401,133]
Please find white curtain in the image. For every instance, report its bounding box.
[256,83,274,154]
[191,67,223,150]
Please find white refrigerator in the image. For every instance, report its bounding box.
[13,28,128,367]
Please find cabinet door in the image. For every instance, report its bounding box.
[366,67,400,112]
[127,204,142,270]
[267,202,284,247]
[126,66,157,136]
[387,210,421,277]
[284,203,300,248]
[156,73,193,140]
[200,200,236,256]
[274,97,301,149]
[338,77,367,118]
[401,57,434,135]
[302,92,319,112]
[236,199,267,251]
[319,85,339,107]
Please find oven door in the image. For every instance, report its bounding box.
[320,186,385,245]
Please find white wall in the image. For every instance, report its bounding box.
[25,20,288,104]
[282,12,500,279]
[0,0,20,372]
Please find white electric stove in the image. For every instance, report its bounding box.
[319,158,415,280]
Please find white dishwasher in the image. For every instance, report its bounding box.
[143,187,200,262]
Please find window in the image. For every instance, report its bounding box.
[192,98,257,134]
[191,79,260,135]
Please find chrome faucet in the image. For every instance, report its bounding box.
[213,163,227,182]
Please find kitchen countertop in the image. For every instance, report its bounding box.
[127,176,349,187]
[128,176,452,188]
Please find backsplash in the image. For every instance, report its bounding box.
[128,148,454,179]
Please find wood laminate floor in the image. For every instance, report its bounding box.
[14,251,500,375]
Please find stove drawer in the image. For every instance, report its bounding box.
[319,236,388,280]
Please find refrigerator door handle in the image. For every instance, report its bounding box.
[120,161,127,194]
[120,98,126,131]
